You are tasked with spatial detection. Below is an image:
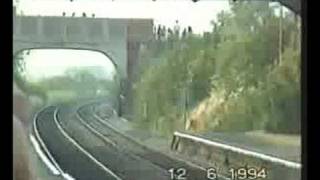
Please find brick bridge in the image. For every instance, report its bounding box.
[13,7,154,80]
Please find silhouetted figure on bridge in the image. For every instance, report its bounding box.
[157,24,162,41]
[161,25,166,41]
[92,13,95,18]
[153,26,157,39]
[62,12,66,17]
[72,12,75,17]
[188,26,193,35]
[182,28,187,39]
[174,20,181,38]
[167,28,173,38]
[167,28,174,48]
[82,12,86,17]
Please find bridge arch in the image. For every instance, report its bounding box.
[13,12,153,79]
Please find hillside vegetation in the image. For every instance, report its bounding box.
[133,1,301,136]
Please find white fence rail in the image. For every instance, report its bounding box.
[171,131,301,180]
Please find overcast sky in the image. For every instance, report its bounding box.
[15,0,231,34]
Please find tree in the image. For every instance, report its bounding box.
[132,1,301,134]
[13,51,48,103]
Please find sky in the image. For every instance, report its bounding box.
[15,0,231,34]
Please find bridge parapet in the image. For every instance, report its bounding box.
[14,16,110,44]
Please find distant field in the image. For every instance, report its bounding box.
[47,90,77,104]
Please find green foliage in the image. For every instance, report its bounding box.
[133,1,301,135]
[13,64,120,105]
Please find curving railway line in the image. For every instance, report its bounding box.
[31,103,214,180]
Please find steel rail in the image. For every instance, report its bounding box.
[53,107,123,180]
[32,106,75,180]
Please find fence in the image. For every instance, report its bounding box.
[171,131,301,180]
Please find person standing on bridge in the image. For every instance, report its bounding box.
[161,25,167,41]
[182,28,187,39]
[157,24,162,41]
[167,28,173,38]
[188,26,193,36]
[153,26,157,39]
[167,28,174,48]
[174,20,181,39]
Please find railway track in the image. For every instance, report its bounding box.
[76,103,212,180]
[32,105,122,180]
[32,100,247,180]
[32,103,216,180]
